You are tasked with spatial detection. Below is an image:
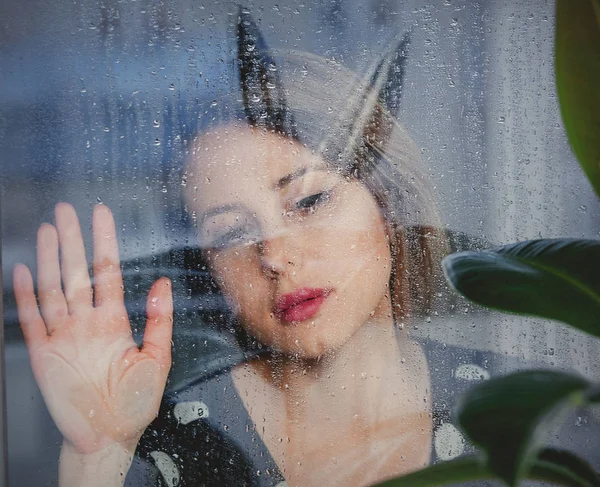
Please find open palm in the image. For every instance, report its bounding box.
[13,203,173,455]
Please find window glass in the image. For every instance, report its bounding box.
[2,1,599,485]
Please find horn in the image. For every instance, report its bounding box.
[318,31,412,169]
[370,31,411,120]
[237,7,298,139]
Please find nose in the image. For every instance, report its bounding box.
[258,230,300,278]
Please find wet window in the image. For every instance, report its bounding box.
[2,1,599,486]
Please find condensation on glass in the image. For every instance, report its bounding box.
[1,1,599,486]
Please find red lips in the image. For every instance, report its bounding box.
[275,288,331,323]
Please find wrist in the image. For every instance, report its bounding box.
[59,439,138,487]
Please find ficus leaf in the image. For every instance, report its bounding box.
[586,384,600,404]
[442,239,600,338]
[371,452,598,487]
[536,448,600,487]
[372,456,492,487]
[555,0,600,198]
[455,370,591,487]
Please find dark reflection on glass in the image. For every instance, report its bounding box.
[2,2,599,486]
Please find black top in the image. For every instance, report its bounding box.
[125,338,507,487]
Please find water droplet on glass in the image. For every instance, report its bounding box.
[154,138,161,146]
[578,205,587,213]
[210,100,218,107]
[169,83,175,91]
[153,120,160,128]
[88,409,95,418]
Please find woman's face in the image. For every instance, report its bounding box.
[185,125,392,359]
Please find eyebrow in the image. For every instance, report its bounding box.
[274,162,328,190]
[274,167,308,189]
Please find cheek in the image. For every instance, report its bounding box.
[352,220,391,289]
[324,199,391,277]
[207,252,270,315]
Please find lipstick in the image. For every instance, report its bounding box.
[275,288,330,323]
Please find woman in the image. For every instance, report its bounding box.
[13,12,470,487]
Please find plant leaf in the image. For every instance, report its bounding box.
[586,383,600,403]
[372,456,492,487]
[555,0,600,198]
[371,452,598,487]
[456,370,591,487]
[442,239,600,338]
[536,448,600,487]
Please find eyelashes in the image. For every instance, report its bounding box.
[293,190,332,213]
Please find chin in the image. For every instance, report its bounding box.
[272,333,351,361]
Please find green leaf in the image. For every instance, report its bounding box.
[372,456,492,487]
[555,0,600,198]
[456,370,591,487]
[372,453,598,487]
[537,448,600,487]
[586,383,600,403]
[442,239,600,338]
[376,456,494,487]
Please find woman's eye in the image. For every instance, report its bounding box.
[294,191,331,212]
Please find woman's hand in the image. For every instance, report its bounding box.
[13,203,173,456]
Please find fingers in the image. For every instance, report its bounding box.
[55,203,93,310]
[92,205,124,307]
[36,224,69,331]
[141,278,173,366]
[13,264,48,348]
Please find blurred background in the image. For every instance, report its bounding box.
[1,0,599,485]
